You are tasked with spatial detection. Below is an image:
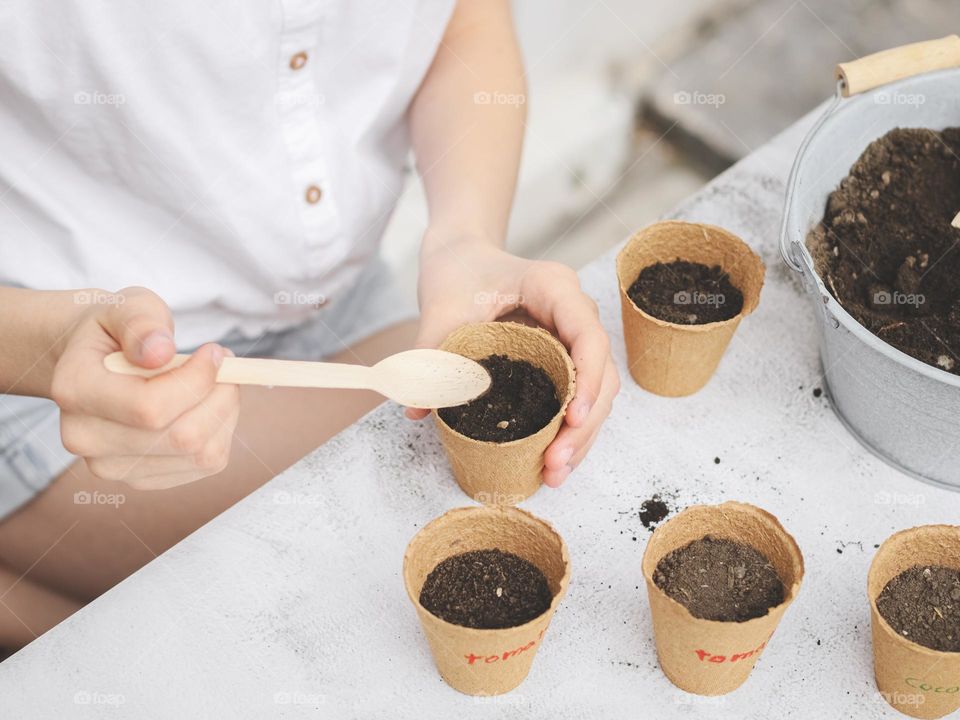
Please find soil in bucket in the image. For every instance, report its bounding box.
[809,127,960,375]
[876,565,960,652]
[438,355,560,442]
[418,549,553,629]
[627,260,744,325]
[653,535,786,622]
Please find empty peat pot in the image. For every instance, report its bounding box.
[641,501,804,695]
[403,505,571,696]
[868,524,960,719]
[432,322,575,505]
[616,221,764,397]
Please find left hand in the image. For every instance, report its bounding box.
[406,237,620,487]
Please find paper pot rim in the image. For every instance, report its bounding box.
[402,505,572,638]
[430,322,576,448]
[616,220,765,332]
[868,523,960,658]
[641,501,805,628]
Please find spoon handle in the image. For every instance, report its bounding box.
[103,352,374,391]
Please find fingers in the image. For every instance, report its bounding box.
[542,357,619,487]
[543,426,601,488]
[60,383,240,458]
[55,343,224,428]
[521,263,610,426]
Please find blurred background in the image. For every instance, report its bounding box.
[382,0,956,302]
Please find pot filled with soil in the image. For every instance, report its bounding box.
[402,505,570,696]
[641,501,804,695]
[616,220,764,397]
[868,524,960,719]
[780,35,960,489]
[433,322,575,505]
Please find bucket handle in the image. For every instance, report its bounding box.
[836,35,960,96]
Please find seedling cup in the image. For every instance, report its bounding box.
[641,501,804,695]
[868,525,960,719]
[616,221,764,396]
[403,505,571,696]
[432,322,575,505]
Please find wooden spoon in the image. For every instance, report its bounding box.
[103,349,491,409]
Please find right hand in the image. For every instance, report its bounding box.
[50,287,240,490]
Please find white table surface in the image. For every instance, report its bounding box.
[4,108,959,720]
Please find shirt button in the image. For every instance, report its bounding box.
[305,185,323,204]
[289,51,308,70]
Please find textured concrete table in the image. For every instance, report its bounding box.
[3,109,959,719]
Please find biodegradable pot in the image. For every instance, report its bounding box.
[403,505,571,696]
[432,322,575,505]
[868,525,960,719]
[616,221,765,397]
[641,501,804,695]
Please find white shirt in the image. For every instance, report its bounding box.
[0,0,455,348]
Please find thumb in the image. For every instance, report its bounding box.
[100,288,176,369]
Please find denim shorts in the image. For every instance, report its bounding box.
[0,258,416,520]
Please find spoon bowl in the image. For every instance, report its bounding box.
[371,350,491,409]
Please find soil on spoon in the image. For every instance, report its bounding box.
[876,565,960,652]
[653,535,785,622]
[808,127,960,375]
[419,549,553,629]
[627,260,744,324]
[438,355,560,442]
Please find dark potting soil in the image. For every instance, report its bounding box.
[438,354,560,442]
[809,127,960,376]
[653,535,785,622]
[419,549,553,629]
[876,565,960,652]
[639,496,670,531]
[627,260,744,325]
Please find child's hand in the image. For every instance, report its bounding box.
[50,287,239,490]
[408,239,620,487]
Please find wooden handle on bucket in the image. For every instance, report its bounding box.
[836,35,960,96]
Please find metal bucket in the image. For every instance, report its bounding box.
[780,37,960,491]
